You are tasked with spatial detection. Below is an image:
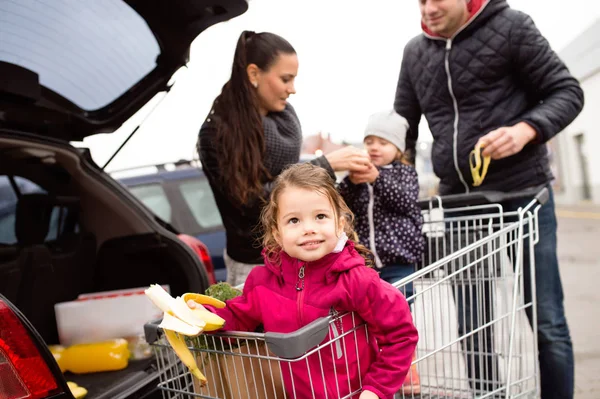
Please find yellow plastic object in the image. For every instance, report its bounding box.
[53,339,130,374]
[67,381,88,399]
[469,142,491,187]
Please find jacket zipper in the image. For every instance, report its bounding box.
[329,307,343,359]
[367,183,383,268]
[423,0,491,194]
[296,263,306,327]
[444,39,470,193]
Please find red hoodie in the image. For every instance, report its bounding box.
[422,0,488,37]
[212,242,418,399]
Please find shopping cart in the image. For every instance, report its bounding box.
[144,188,547,399]
[145,310,370,399]
[396,188,547,399]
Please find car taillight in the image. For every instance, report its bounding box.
[197,246,216,285]
[178,234,217,285]
[0,299,62,399]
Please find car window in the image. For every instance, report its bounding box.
[0,176,45,244]
[1,0,160,111]
[0,213,17,244]
[179,179,223,230]
[128,184,172,223]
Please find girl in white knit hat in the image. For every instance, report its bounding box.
[338,109,424,395]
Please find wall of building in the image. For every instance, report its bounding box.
[553,18,600,205]
[554,72,600,204]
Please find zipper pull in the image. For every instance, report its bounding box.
[446,39,452,50]
[296,264,305,291]
[329,307,343,359]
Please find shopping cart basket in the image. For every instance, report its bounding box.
[145,310,370,399]
[393,188,548,399]
[145,188,547,399]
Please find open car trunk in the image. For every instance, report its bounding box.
[0,1,249,397]
[0,132,209,397]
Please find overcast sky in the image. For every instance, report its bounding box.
[83,0,600,172]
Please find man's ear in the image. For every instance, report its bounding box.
[247,64,260,87]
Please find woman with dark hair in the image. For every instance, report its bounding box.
[198,30,371,285]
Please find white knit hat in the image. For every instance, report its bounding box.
[363,110,409,153]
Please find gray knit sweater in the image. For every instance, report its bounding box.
[198,104,335,264]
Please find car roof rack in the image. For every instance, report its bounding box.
[109,159,201,179]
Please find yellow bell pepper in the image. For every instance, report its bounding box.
[51,339,130,374]
[49,345,67,372]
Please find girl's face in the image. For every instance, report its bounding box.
[274,186,344,262]
[364,135,400,166]
[252,53,298,115]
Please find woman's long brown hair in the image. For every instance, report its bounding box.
[260,163,375,267]
[210,31,296,206]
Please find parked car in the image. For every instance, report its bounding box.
[0,1,248,398]
[113,156,327,283]
[114,160,227,282]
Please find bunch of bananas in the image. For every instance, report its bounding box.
[145,284,226,386]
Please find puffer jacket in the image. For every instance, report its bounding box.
[394,0,584,195]
[211,242,418,399]
[338,162,424,267]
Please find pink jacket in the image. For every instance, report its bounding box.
[213,242,418,399]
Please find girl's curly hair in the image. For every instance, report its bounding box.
[260,162,374,267]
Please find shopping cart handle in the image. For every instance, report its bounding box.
[264,316,331,359]
[144,319,163,344]
[535,187,550,206]
[419,186,549,209]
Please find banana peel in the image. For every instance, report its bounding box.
[145,285,208,333]
[182,293,226,331]
[164,329,207,387]
[145,284,228,386]
[183,293,226,309]
[159,312,203,336]
[469,142,491,187]
[145,285,225,335]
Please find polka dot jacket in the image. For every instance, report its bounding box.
[338,161,425,267]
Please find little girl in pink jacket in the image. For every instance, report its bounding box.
[204,163,418,399]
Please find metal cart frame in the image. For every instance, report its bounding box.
[145,189,547,399]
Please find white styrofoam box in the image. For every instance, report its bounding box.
[55,286,169,346]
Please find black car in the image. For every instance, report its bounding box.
[0,1,247,398]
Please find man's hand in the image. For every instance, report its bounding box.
[359,390,380,399]
[479,122,537,160]
[348,166,379,184]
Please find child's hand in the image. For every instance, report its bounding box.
[349,166,379,184]
[187,300,199,309]
[359,390,380,399]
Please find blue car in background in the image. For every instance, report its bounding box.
[113,155,325,283]
[114,161,227,282]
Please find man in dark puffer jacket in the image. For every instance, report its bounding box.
[394,1,583,398]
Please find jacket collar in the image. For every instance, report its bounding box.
[263,241,366,285]
[422,0,494,39]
